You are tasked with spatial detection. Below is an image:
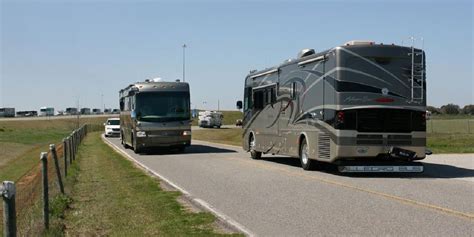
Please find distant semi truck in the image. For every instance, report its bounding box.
[39,107,54,116]
[0,108,15,117]
[16,110,38,117]
[198,111,223,128]
[119,79,191,153]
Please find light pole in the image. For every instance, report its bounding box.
[182,44,187,82]
[101,93,104,113]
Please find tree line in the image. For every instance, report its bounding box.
[427,104,474,115]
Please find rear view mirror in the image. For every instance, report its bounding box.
[236,100,243,110]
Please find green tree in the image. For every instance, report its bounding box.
[440,103,460,114]
[461,104,474,115]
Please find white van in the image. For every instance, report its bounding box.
[104,118,120,137]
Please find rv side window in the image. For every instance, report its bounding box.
[244,87,252,111]
[291,82,297,99]
[271,87,277,103]
[125,97,131,111]
[253,90,265,109]
[131,96,135,110]
[265,89,271,105]
[119,98,125,111]
[266,87,276,105]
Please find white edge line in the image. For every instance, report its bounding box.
[101,135,255,237]
[192,139,242,149]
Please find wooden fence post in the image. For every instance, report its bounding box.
[68,136,73,163]
[2,181,17,237]
[63,138,68,177]
[50,144,64,194]
[40,152,49,229]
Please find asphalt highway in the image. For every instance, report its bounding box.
[104,137,474,236]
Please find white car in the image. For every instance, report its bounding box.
[104,118,120,137]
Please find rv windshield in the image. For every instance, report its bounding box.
[136,92,190,122]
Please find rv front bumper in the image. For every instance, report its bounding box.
[135,135,191,148]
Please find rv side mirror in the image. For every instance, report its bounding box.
[236,101,243,110]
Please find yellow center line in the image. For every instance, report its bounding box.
[224,155,474,221]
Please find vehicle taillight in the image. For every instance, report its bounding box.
[375,98,394,103]
[337,111,344,124]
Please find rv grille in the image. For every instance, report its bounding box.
[356,134,383,145]
[318,133,331,159]
[387,135,412,145]
[356,109,421,133]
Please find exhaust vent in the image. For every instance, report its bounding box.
[297,48,315,59]
[318,132,331,159]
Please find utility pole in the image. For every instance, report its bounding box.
[76,97,80,129]
[182,44,187,82]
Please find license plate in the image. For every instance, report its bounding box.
[390,147,417,159]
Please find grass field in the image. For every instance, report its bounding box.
[0,116,110,235]
[0,117,109,182]
[58,132,238,236]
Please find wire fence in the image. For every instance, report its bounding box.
[426,119,474,134]
[1,124,104,236]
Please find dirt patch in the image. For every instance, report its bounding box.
[0,142,32,167]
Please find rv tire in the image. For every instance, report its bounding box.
[132,135,141,154]
[300,138,315,170]
[249,134,261,159]
[121,132,129,149]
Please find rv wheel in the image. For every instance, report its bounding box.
[120,132,127,148]
[300,138,315,170]
[249,134,261,159]
[132,135,141,154]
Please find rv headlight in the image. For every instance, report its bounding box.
[182,130,192,136]
[136,131,147,137]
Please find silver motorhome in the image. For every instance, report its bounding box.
[237,40,427,172]
[0,108,15,117]
[119,80,191,153]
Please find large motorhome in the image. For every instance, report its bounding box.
[119,79,191,153]
[65,107,78,115]
[80,108,91,115]
[0,108,15,117]
[198,111,223,128]
[237,40,426,172]
[39,107,54,116]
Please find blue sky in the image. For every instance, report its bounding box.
[1,0,472,111]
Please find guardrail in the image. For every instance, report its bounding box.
[1,124,102,236]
